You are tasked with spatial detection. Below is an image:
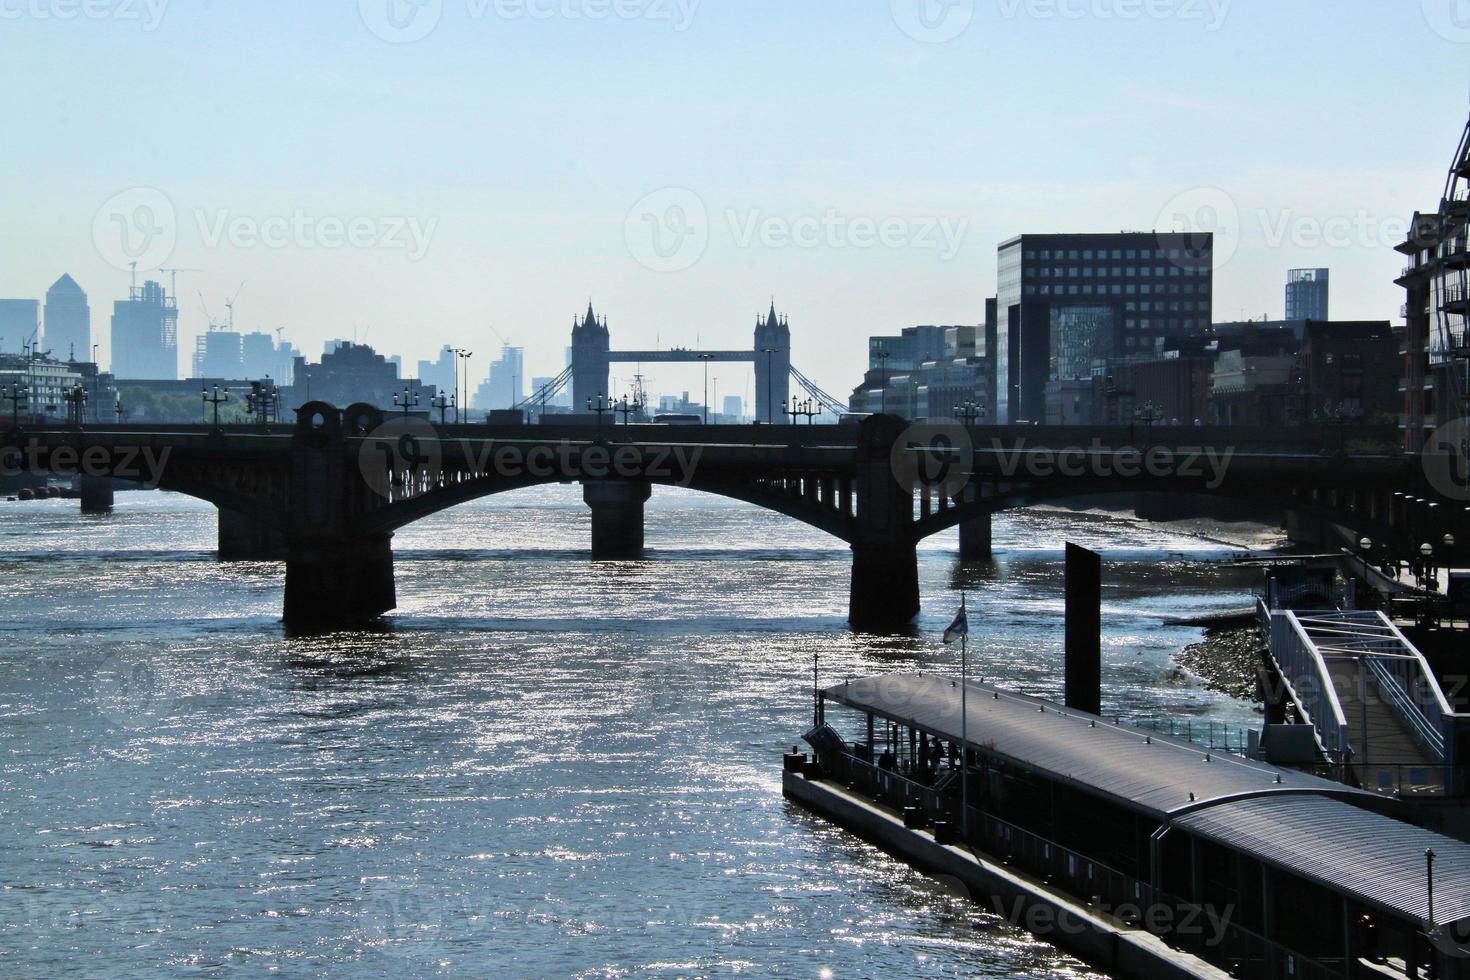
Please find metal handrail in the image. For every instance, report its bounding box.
[1269,609,1353,764]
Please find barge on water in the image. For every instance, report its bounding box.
[785,672,1470,980]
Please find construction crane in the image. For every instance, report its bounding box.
[159,267,202,303]
[223,281,245,331]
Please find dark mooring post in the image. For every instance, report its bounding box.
[218,508,289,561]
[283,402,396,630]
[1064,542,1102,715]
[849,414,920,631]
[78,474,113,514]
[583,480,652,559]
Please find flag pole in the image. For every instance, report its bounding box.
[960,592,968,841]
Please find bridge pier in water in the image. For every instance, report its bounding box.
[218,509,288,561]
[283,533,396,630]
[584,480,651,559]
[958,512,992,561]
[78,474,113,514]
[848,415,921,631]
[282,402,397,632]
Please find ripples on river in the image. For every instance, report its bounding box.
[0,487,1271,977]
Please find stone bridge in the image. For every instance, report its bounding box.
[4,405,1463,632]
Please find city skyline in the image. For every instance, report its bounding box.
[3,4,1469,397]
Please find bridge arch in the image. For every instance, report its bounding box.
[355,473,855,543]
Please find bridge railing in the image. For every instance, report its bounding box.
[1361,614,1456,764]
[1260,600,1353,767]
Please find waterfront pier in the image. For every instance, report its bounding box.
[790,672,1470,979]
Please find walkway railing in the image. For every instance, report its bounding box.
[1259,599,1353,766]
[1129,717,1253,755]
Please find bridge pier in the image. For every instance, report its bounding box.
[958,512,992,561]
[584,480,651,559]
[78,474,113,514]
[218,508,288,561]
[284,533,396,630]
[849,415,921,632]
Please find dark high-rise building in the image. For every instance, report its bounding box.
[110,280,178,379]
[995,232,1213,423]
[44,274,90,362]
[1285,268,1330,321]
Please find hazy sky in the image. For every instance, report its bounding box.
[3,0,1469,401]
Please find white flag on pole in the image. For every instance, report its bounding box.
[942,594,968,644]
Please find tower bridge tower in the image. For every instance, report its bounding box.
[754,301,791,423]
[571,302,610,408]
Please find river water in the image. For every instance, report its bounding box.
[0,488,1272,978]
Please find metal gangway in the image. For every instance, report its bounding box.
[1258,598,1467,794]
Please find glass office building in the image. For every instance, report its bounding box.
[995,232,1213,422]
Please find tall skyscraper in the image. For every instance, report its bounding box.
[995,232,1214,423]
[474,345,525,409]
[1285,268,1330,321]
[44,274,90,362]
[111,280,178,379]
[0,299,39,354]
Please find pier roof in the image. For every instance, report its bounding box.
[1173,794,1470,929]
[821,672,1374,822]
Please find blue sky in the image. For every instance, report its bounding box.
[2,0,1469,401]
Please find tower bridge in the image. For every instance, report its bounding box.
[569,301,792,420]
[4,412,1465,634]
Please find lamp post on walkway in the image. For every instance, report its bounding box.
[202,385,229,429]
[699,353,714,424]
[394,386,420,419]
[588,392,612,426]
[432,392,453,425]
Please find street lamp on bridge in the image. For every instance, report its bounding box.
[393,385,421,419]
[874,349,892,415]
[956,400,985,427]
[614,393,644,426]
[246,379,280,426]
[114,398,126,425]
[431,392,453,425]
[202,385,229,429]
[699,352,714,425]
[63,385,87,429]
[588,392,613,425]
[452,348,473,424]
